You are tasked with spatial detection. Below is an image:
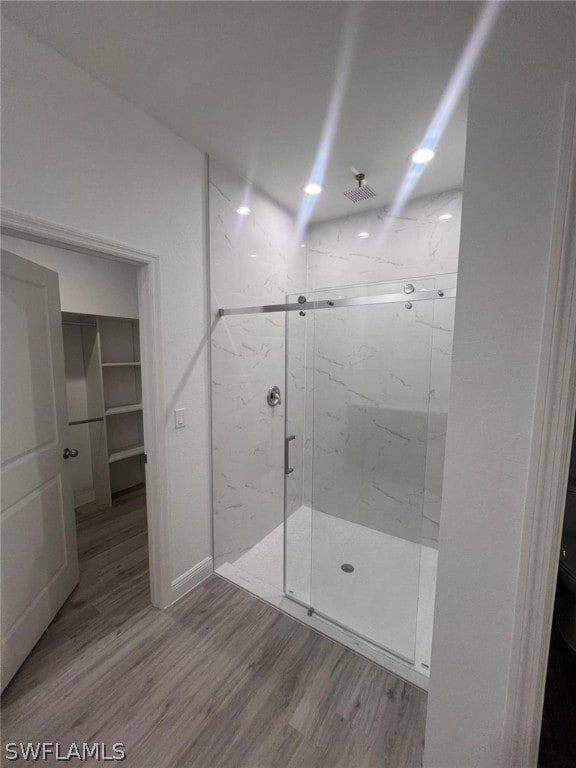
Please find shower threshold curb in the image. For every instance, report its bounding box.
[214,562,430,692]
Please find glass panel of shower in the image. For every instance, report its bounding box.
[284,277,455,666]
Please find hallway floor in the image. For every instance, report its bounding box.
[2,492,426,768]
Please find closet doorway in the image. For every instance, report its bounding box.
[62,312,149,609]
[63,314,146,509]
[0,226,167,619]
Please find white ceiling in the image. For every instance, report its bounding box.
[3,1,478,222]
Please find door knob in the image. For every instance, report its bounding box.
[63,448,79,459]
[267,386,282,407]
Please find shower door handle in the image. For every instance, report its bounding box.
[285,435,295,475]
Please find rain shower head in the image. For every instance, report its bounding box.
[343,172,377,203]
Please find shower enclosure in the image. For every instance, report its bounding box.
[217,275,456,674]
[209,153,460,684]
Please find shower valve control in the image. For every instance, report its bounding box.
[267,386,282,407]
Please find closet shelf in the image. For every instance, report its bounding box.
[102,361,141,367]
[108,444,145,464]
[105,403,143,416]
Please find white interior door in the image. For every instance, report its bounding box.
[1,249,79,691]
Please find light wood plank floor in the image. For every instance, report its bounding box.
[2,491,427,767]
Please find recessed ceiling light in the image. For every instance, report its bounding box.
[299,243,306,248]
[411,147,435,164]
[357,232,370,239]
[303,183,324,196]
[236,206,251,216]
[438,213,453,221]
[249,253,257,258]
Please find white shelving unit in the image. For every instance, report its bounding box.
[63,312,145,509]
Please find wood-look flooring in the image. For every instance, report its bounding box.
[2,491,426,767]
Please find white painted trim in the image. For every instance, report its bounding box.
[0,209,163,265]
[504,84,576,767]
[170,557,214,605]
[0,208,173,609]
[137,259,172,608]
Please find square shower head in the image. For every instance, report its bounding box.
[343,183,377,203]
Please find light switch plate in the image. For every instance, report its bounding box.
[174,408,186,429]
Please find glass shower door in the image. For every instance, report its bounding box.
[284,294,313,607]
[284,281,436,664]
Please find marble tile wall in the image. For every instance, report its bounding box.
[211,170,461,567]
[302,191,461,546]
[307,190,461,291]
[210,160,305,568]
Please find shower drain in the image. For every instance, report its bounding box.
[341,563,355,573]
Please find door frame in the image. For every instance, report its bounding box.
[504,83,576,766]
[0,209,172,609]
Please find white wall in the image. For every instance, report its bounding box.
[424,4,576,767]
[1,18,211,586]
[1,236,139,318]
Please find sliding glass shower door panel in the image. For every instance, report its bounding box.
[283,278,452,665]
[309,289,434,663]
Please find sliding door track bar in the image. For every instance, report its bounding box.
[218,287,456,316]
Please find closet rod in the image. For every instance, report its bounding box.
[69,416,104,426]
[62,321,97,327]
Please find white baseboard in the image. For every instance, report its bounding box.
[170,556,213,605]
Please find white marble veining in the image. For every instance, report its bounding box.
[210,161,306,567]
[298,195,460,547]
[288,276,456,548]
[307,189,461,291]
